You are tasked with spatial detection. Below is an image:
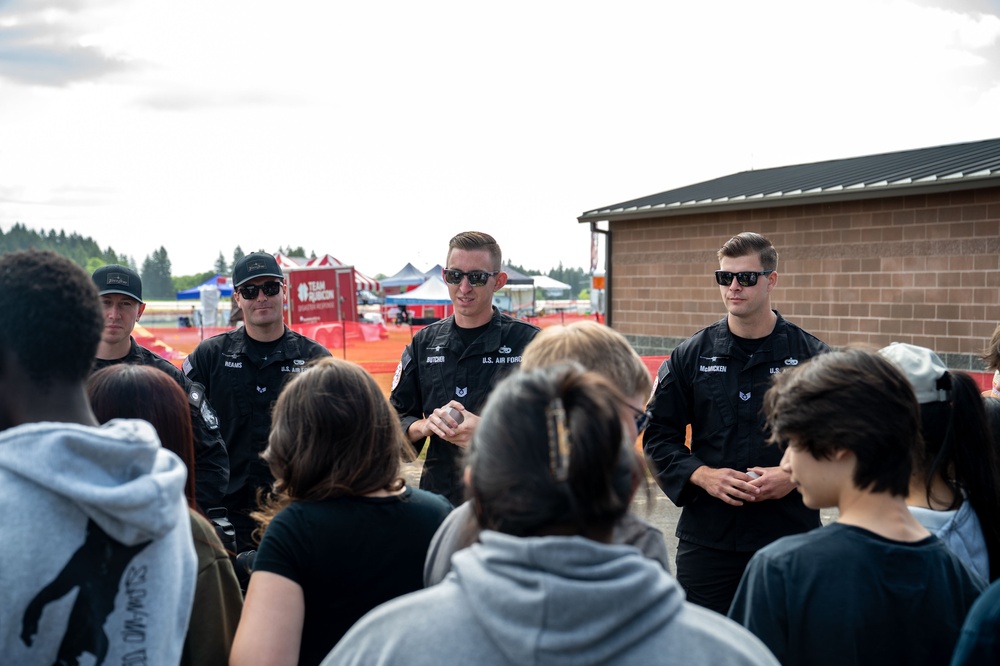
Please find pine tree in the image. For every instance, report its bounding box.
[214,251,229,275]
[141,246,175,299]
[232,245,245,268]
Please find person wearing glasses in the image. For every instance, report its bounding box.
[184,251,331,551]
[643,232,830,615]
[90,264,230,513]
[390,231,539,505]
[422,320,670,586]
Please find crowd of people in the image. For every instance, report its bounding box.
[1,228,998,665]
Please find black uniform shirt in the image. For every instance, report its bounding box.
[643,312,830,552]
[183,326,331,498]
[390,308,539,504]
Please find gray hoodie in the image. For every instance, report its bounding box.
[326,530,778,665]
[0,419,197,665]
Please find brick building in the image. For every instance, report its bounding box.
[579,138,1000,373]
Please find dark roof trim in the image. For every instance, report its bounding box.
[579,137,1000,223]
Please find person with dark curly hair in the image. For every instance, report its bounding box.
[0,249,195,664]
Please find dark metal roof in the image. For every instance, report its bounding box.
[579,137,1000,222]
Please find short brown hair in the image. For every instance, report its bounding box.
[447,231,502,270]
[717,232,777,272]
[763,346,917,497]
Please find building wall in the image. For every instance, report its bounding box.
[613,185,1000,372]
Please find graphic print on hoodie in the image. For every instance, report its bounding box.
[21,519,152,666]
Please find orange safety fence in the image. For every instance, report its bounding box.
[138,321,995,403]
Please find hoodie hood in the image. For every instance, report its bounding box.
[0,419,188,545]
[450,530,684,665]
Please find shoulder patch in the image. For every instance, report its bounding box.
[391,361,403,392]
[656,359,670,383]
[182,356,193,376]
[391,347,412,392]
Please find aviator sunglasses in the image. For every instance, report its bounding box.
[714,270,773,288]
[442,269,499,288]
[237,281,283,299]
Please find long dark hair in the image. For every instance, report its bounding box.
[469,364,636,538]
[918,371,1000,581]
[87,364,197,509]
[252,357,411,538]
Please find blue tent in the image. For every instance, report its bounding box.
[176,274,233,300]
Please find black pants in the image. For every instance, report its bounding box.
[221,482,266,554]
[675,539,755,616]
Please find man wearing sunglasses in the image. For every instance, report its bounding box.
[390,232,539,505]
[643,232,830,615]
[184,251,331,551]
[91,264,230,514]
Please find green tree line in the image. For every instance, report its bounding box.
[0,224,238,300]
[2,223,591,300]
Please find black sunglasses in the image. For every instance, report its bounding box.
[442,269,499,288]
[715,270,773,287]
[237,281,283,300]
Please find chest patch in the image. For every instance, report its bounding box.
[456,387,468,398]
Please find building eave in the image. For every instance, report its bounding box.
[577,171,1000,224]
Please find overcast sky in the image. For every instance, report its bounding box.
[1,0,999,279]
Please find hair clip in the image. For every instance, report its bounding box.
[546,398,571,482]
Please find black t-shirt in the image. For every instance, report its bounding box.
[729,523,985,665]
[252,487,453,665]
[455,321,491,348]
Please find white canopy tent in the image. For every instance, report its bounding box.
[532,275,572,294]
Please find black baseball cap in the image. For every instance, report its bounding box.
[232,252,284,287]
[92,264,143,303]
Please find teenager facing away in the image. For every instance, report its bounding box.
[230,358,452,666]
[880,342,1000,583]
[88,364,244,665]
[423,320,670,587]
[0,250,195,664]
[327,365,779,666]
[729,347,984,666]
